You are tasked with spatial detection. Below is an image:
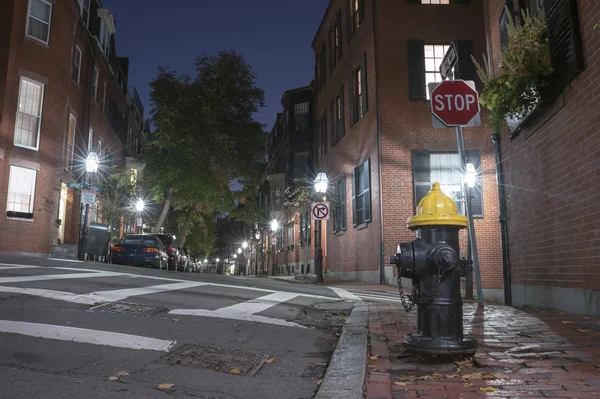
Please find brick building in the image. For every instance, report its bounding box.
[484,0,599,315]
[312,0,504,300]
[0,0,144,257]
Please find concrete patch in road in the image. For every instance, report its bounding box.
[315,303,368,399]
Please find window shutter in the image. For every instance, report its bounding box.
[345,2,352,43]
[405,0,420,3]
[338,85,345,139]
[360,53,368,114]
[545,0,585,89]
[323,111,328,155]
[348,71,355,126]
[465,150,483,218]
[328,28,334,74]
[315,117,320,163]
[451,0,470,4]
[407,40,426,100]
[413,151,431,211]
[337,9,343,59]
[341,177,347,231]
[364,159,372,223]
[330,99,336,147]
[351,168,357,227]
[455,40,475,82]
[358,0,364,24]
[333,182,339,233]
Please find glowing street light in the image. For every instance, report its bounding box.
[314,171,329,194]
[233,254,237,259]
[270,219,279,232]
[85,151,100,173]
[465,163,476,189]
[216,258,220,262]
[242,241,248,249]
[135,198,145,212]
[237,248,242,254]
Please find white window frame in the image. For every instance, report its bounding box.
[424,43,453,99]
[99,20,111,55]
[6,165,37,219]
[421,0,450,4]
[92,67,98,100]
[26,0,52,45]
[78,0,91,27]
[14,76,44,151]
[73,45,82,84]
[65,114,76,170]
[88,128,93,152]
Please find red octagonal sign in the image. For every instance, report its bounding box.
[431,80,480,127]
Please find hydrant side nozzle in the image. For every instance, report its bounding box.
[430,244,458,271]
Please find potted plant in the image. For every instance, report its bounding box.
[473,8,553,132]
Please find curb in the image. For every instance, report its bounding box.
[315,302,368,399]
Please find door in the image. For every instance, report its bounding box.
[57,182,68,244]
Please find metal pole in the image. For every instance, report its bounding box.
[465,215,474,300]
[315,219,323,282]
[455,126,484,303]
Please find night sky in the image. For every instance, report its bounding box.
[102,0,328,131]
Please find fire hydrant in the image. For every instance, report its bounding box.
[390,182,477,355]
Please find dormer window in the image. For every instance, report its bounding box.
[97,9,116,56]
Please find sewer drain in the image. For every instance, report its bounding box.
[162,344,269,376]
[88,301,168,317]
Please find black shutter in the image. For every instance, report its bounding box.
[364,159,371,223]
[339,85,345,139]
[456,40,475,81]
[323,111,328,155]
[333,182,339,233]
[358,0,364,24]
[407,40,426,100]
[345,2,352,43]
[351,168,357,227]
[451,0,470,4]
[341,177,347,231]
[348,71,355,126]
[545,0,585,89]
[330,99,336,147]
[315,117,320,163]
[360,53,368,114]
[405,0,420,3]
[337,9,343,59]
[328,29,334,74]
[413,151,431,211]
[465,150,483,218]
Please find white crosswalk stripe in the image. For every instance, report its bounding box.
[338,289,403,303]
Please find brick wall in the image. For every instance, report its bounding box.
[487,0,600,294]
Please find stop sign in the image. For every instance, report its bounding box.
[430,80,480,127]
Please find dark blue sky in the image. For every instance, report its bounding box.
[102,0,328,130]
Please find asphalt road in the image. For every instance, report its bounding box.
[0,255,357,399]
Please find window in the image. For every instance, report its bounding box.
[73,45,82,84]
[78,0,90,27]
[333,177,347,232]
[349,55,367,125]
[351,0,361,33]
[92,67,98,100]
[14,77,44,150]
[294,102,310,132]
[88,128,93,152]
[421,0,450,3]
[273,185,281,211]
[294,152,309,179]
[320,111,328,159]
[355,67,363,119]
[499,7,510,51]
[97,140,102,158]
[102,81,107,115]
[65,114,76,169]
[26,0,52,44]
[99,20,111,55]
[287,224,295,246]
[413,151,483,217]
[134,137,139,156]
[277,228,284,250]
[330,18,341,71]
[424,44,452,99]
[300,211,311,244]
[319,43,327,89]
[351,159,371,226]
[6,166,37,219]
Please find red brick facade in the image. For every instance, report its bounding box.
[486,0,600,315]
[0,0,144,256]
[313,0,504,295]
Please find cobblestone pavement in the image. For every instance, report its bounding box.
[366,303,600,398]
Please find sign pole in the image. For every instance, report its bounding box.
[455,125,484,303]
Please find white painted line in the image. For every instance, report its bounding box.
[330,287,363,301]
[0,271,127,284]
[0,265,39,270]
[0,320,175,351]
[0,286,96,304]
[82,282,209,303]
[169,309,304,328]
[47,258,84,263]
[353,293,403,303]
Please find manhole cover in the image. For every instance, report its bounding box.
[89,301,167,317]
[162,344,269,376]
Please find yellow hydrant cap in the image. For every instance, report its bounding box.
[407,182,468,229]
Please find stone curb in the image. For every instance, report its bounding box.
[315,302,368,399]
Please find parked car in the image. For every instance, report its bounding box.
[176,246,188,272]
[111,234,168,269]
[180,247,194,272]
[152,234,179,270]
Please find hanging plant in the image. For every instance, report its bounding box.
[472,8,553,131]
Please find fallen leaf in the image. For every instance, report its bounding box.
[76,380,83,384]
[313,362,327,366]
[317,379,323,385]
[266,357,275,364]
[418,375,433,380]
[446,374,457,379]
[394,381,406,386]
[562,321,574,324]
[160,317,168,320]
[367,365,377,369]
[232,324,238,327]
[576,329,591,333]
[463,383,473,387]
[480,387,498,392]
[230,369,241,374]
[115,371,129,377]
[172,318,179,322]
[368,355,380,361]
[474,353,486,358]
[158,383,174,389]
[432,372,442,377]
[108,376,120,381]
[462,373,482,380]
[481,374,497,380]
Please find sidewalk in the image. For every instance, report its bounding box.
[365,302,600,398]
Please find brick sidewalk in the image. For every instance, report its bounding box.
[366,303,600,398]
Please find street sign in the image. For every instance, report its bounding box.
[440,42,458,80]
[81,192,96,206]
[429,80,480,127]
[311,202,330,221]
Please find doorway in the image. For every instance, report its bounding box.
[57,182,68,244]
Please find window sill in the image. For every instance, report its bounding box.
[334,230,346,237]
[351,114,367,129]
[355,222,369,230]
[6,216,34,223]
[25,35,50,48]
[509,93,565,141]
[14,143,39,151]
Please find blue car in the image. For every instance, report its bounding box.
[111,234,168,269]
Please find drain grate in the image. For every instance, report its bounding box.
[88,301,168,317]
[162,344,269,376]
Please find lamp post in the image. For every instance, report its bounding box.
[78,151,99,261]
[135,198,145,233]
[270,219,279,276]
[241,241,248,275]
[314,171,329,283]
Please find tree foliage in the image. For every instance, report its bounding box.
[96,167,136,234]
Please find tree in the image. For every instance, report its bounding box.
[96,167,136,236]
[143,50,267,243]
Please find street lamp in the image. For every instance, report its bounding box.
[270,219,279,232]
[465,163,476,189]
[78,152,100,261]
[314,171,328,282]
[270,219,280,276]
[135,198,145,233]
[237,247,242,254]
[242,241,248,249]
